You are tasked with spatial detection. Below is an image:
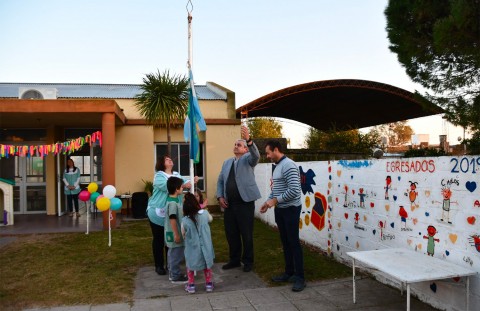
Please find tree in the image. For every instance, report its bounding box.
[369,121,415,147]
[304,128,381,155]
[134,70,189,155]
[246,117,283,139]
[385,0,480,135]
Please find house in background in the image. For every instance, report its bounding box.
[0,82,239,220]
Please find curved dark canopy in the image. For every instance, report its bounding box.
[236,79,443,131]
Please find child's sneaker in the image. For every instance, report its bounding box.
[205,282,214,292]
[185,283,195,294]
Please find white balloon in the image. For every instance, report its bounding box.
[103,185,117,199]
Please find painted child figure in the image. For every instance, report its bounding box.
[164,176,188,283]
[182,192,215,294]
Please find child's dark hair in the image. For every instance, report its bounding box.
[183,192,200,227]
[194,188,204,204]
[167,176,183,195]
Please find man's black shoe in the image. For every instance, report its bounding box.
[243,264,252,272]
[155,267,166,275]
[271,273,294,282]
[222,262,241,270]
[292,279,306,292]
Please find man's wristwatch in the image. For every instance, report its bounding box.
[246,138,252,145]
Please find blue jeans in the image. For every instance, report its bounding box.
[168,246,185,279]
[274,205,304,280]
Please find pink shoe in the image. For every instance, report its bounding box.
[205,282,214,292]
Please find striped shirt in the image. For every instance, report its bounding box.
[269,156,301,208]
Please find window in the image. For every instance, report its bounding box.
[155,143,205,191]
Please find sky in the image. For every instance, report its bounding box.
[0,0,468,148]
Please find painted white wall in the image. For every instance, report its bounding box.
[255,156,480,311]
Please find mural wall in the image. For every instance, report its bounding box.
[254,156,480,311]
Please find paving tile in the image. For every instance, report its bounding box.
[131,298,172,311]
[169,295,212,311]
[242,287,289,306]
[90,303,131,311]
[209,292,251,309]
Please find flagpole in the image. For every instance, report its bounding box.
[187,2,194,194]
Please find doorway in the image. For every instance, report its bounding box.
[13,156,47,214]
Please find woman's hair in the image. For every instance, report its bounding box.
[65,158,78,173]
[155,155,171,172]
[194,188,204,204]
[183,192,200,227]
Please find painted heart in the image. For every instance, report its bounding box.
[393,195,397,201]
[363,215,367,221]
[344,213,349,219]
[328,196,332,203]
[445,250,450,256]
[346,236,349,241]
[398,176,401,181]
[352,189,355,195]
[449,233,458,244]
[407,239,412,245]
[412,218,418,225]
[466,181,477,193]
[424,190,431,197]
[337,170,342,177]
[336,197,339,202]
[338,222,342,228]
[328,167,332,173]
[327,190,330,195]
[417,244,422,250]
[390,222,395,228]
[329,175,332,180]
[329,224,332,230]
[425,212,430,217]
[372,229,376,235]
[355,241,359,249]
[337,244,340,251]
[430,283,437,293]
[370,202,375,208]
[467,216,476,225]
[385,204,390,212]
[351,175,354,179]
[328,182,332,189]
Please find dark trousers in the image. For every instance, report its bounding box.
[223,201,255,265]
[66,194,79,213]
[274,205,304,280]
[149,220,168,270]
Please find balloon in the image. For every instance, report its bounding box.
[97,197,111,211]
[96,194,104,202]
[110,197,123,211]
[103,185,117,199]
[79,190,91,202]
[87,182,98,194]
[89,192,100,203]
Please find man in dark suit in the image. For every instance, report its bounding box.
[216,125,261,272]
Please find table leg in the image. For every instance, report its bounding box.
[352,258,356,303]
[407,284,410,311]
[466,276,470,311]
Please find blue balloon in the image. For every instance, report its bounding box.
[110,197,123,211]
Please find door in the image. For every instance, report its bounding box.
[13,156,46,214]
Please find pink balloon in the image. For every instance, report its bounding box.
[96,194,104,203]
[79,190,91,202]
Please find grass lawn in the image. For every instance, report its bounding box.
[0,215,350,310]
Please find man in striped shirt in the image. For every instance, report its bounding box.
[260,140,305,292]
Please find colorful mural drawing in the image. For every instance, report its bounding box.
[405,181,419,211]
[423,225,440,256]
[299,166,316,195]
[255,156,480,311]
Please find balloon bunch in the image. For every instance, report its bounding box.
[78,183,122,212]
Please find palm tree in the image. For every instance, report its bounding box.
[135,70,189,155]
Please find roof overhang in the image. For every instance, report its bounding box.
[0,99,126,128]
[236,79,443,130]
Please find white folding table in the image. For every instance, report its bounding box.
[347,248,477,311]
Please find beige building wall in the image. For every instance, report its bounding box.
[115,126,154,195]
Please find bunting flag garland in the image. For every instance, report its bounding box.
[0,131,102,158]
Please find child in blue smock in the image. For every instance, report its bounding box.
[182,192,215,294]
